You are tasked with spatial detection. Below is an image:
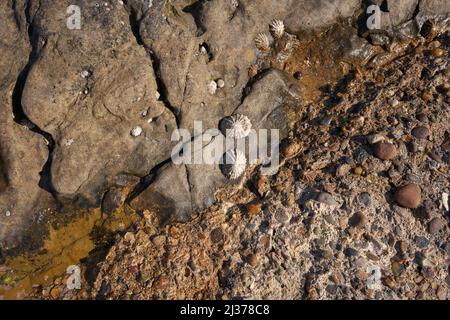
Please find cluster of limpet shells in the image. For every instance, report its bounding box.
[219,114,252,180]
[253,19,299,69]
[254,19,286,52]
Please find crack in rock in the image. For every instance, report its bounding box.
[11,0,57,197]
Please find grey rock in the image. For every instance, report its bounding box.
[379,0,420,30]
[414,236,430,248]
[284,0,360,32]
[316,192,339,207]
[20,1,177,203]
[416,0,450,28]
[344,247,359,257]
[0,0,56,248]
[428,217,445,235]
[130,162,192,224]
[358,192,372,207]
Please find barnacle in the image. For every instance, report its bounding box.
[220,149,247,180]
[255,33,271,52]
[207,80,218,95]
[269,19,285,39]
[131,126,143,137]
[219,114,252,139]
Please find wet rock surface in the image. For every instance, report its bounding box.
[0,0,449,300]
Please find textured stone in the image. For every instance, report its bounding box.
[394,184,422,209]
[373,142,398,160]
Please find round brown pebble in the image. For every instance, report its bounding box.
[431,47,445,58]
[210,227,224,243]
[422,90,433,101]
[153,275,169,290]
[373,142,397,160]
[246,254,258,267]
[247,203,262,215]
[412,126,430,139]
[428,218,445,235]
[394,184,421,209]
[349,212,368,228]
[49,287,61,300]
[354,167,363,176]
[281,141,301,159]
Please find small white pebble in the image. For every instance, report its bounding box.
[147,118,153,124]
[367,134,385,144]
[81,70,91,79]
[217,79,225,88]
[5,210,11,217]
[443,193,449,212]
[65,139,74,146]
[207,80,217,95]
[389,98,399,107]
[131,126,143,137]
[141,110,148,117]
[155,91,161,100]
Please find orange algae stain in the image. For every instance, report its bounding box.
[0,209,101,299]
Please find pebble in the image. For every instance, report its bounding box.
[431,47,445,58]
[391,261,405,276]
[428,218,445,235]
[442,139,450,152]
[336,164,351,177]
[411,126,430,139]
[394,184,421,209]
[5,210,11,217]
[49,287,61,299]
[388,98,399,107]
[316,192,339,207]
[414,236,429,248]
[444,242,450,256]
[382,277,395,289]
[277,206,291,222]
[153,275,169,290]
[320,115,333,126]
[130,126,143,137]
[247,203,262,215]
[422,90,433,101]
[210,228,224,243]
[358,192,372,207]
[353,167,363,176]
[344,247,359,257]
[246,254,258,267]
[217,79,225,88]
[81,70,91,79]
[373,141,397,160]
[442,193,449,212]
[367,134,385,144]
[281,141,301,159]
[416,113,428,123]
[349,212,367,228]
